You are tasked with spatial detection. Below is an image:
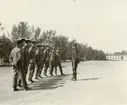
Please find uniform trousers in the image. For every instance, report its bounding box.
[13,65,27,89]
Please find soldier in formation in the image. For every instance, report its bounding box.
[9,38,68,91]
[27,40,37,83]
[55,48,64,75]
[43,46,50,76]
[49,47,56,76]
[10,39,29,91]
[35,44,44,79]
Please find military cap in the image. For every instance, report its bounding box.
[37,44,41,47]
[26,39,31,43]
[19,38,26,42]
[16,39,22,45]
[31,40,36,43]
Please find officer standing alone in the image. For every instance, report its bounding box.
[72,43,80,81]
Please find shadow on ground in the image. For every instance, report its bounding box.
[29,74,71,91]
[78,77,102,81]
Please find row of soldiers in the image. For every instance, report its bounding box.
[9,38,65,91]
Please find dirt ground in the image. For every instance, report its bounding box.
[0,61,127,105]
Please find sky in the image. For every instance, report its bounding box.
[0,0,127,53]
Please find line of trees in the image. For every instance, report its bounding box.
[0,22,106,63]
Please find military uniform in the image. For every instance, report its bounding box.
[22,45,30,79]
[35,45,44,79]
[38,47,45,78]
[10,45,27,91]
[55,50,64,75]
[27,45,36,83]
[17,39,29,89]
[72,44,79,81]
[49,49,56,76]
[43,48,50,76]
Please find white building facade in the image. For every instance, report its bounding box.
[106,54,127,61]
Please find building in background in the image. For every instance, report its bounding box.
[106,54,127,61]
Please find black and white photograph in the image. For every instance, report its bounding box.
[0,0,127,105]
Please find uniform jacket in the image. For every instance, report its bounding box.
[35,48,44,64]
[44,49,50,63]
[22,45,30,66]
[9,47,21,66]
[55,52,61,63]
[29,45,36,64]
[50,51,56,61]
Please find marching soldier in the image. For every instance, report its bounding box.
[71,43,80,81]
[55,48,64,75]
[49,47,56,76]
[27,40,37,83]
[43,46,50,76]
[9,39,28,91]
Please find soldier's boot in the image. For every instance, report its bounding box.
[38,67,43,79]
[72,73,76,81]
[74,72,77,81]
[28,67,35,83]
[71,68,74,80]
[50,69,54,77]
[17,79,22,87]
[44,67,48,76]
[37,71,43,79]
[50,73,53,76]
[28,72,35,83]
[13,87,19,91]
[35,68,39,79]
[23,86,31,91]
[59,63,64,75]
[72,69,77,81]
[74,68,77,81]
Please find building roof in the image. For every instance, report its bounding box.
[106,54,127,56]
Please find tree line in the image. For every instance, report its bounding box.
[0,22,106,64]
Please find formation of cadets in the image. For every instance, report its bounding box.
[9,38,79,91]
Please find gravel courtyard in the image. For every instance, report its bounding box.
[0,61,127,105]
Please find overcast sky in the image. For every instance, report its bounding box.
[0,0,127,53]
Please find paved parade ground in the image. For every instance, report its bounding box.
[0,61,127,105]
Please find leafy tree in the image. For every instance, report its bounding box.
[1,21,106,63]
[11,22,31,42]
[0,34,14,63]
